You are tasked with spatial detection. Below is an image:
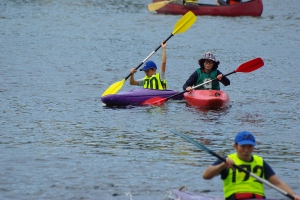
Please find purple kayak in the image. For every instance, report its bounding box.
[101,88,183,107]
[170,189,278,200]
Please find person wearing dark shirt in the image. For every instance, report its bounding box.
[202,131,300,200]
[182,52,230,91]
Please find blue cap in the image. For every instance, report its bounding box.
[140,61,157,71]
[234,131,256,146]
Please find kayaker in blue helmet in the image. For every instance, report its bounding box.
[129,42,167,90]
[182,52,230,91]
[202,131,300,200]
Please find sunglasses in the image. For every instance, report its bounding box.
[204,60,214,64]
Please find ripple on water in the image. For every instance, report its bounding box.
[1,0,300,199]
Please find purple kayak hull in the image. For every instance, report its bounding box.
[101,88,183,107]
[171,189,278,200]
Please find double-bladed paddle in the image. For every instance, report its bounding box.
[148,0,174,12]
[141,57,264,106]
[101,11,197,97]
[171,130,294,199]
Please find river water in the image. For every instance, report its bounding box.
[0,0,299,199]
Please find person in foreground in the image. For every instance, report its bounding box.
[202,131,300,200]
[182,52,230,91]
[129,42,167,90]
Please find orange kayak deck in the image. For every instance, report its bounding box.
[184,90,229,108]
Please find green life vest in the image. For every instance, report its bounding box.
[196,68,220,90]
[143,73,167,90]
[222,153,265,198]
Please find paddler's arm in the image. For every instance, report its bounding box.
[217,70,230,86]
[202,157,234,179]
[160,42,167,74]
[268,175,300,200]
[183,71,198,91]
[129,68,138,85]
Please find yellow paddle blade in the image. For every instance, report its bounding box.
[148,0,174,12]
[101,79,125,97]
[172,11,197,35]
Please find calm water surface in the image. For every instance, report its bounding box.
[0,0,299,199]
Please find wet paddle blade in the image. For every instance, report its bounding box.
[101,79,125,97]
[172,11,197,35]
[148,0,174,12]
[235,57,264,73]
[141,97,166,106]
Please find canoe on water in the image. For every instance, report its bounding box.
[170,189,278,200]
[184,90,229,108]
[101,88,183,107]
[152,0,263,17]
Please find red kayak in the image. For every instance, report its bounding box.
[184,90,229,108]
[152,0,263,17]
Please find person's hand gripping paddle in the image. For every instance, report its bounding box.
[171,130,295,200]
[101,11,197,97]
[142,57,264,106]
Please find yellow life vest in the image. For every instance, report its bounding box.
[185,0,198,2]
[223,153,265,198]
[143,73,167,90]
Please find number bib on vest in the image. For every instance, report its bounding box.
[222,154,265,198]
